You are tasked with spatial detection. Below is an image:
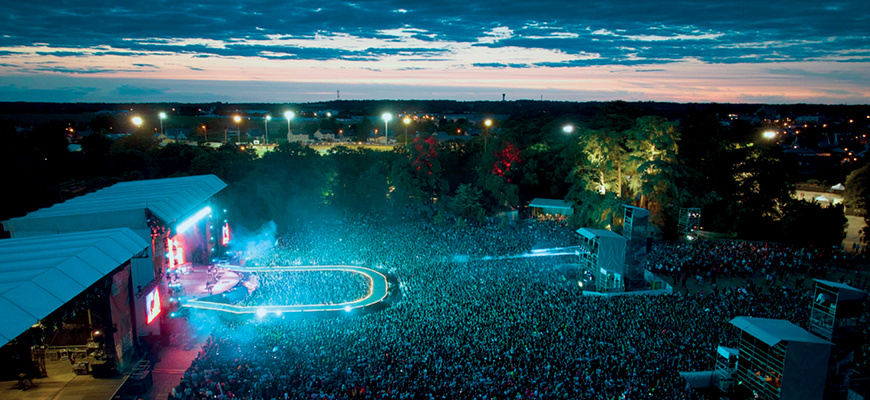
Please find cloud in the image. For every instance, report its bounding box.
[115,85,167,96]
[0,0,866,103]
[34,51,87,57]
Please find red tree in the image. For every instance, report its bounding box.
[491,141,521,182]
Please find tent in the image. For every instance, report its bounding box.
[0,228,148,345]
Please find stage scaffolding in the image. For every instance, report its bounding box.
[808,279,866,345]
[576,228,626,293]
[622,206,649,290]
[678,207,701,236]
[730,317,832,400]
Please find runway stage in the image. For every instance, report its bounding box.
[183,265,389,315]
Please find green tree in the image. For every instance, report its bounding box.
[326,146,388,213]
[224,142,326,228]
[451,183,485,222]
[150,142,205,177]
[391,136,448,211]
[730,145,797,239]
[626,116,681,226]
[354,118,374,142]
[779,201,846,247]
[843,164,870,212]
[190,142,256,183]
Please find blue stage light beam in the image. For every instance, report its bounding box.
[177,206,213,234]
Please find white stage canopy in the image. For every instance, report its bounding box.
[730,316,831,347]
[2,174,227,238]
[0,228,148,345]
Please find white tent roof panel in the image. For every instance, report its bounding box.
[0,228,148,345]
[0,298,35,346]
[529,198,573,210]
[2,174,227,237]
[34,270,82,302]
[7,282,63,318]
[730,316,832,347]
[576,227,625,240]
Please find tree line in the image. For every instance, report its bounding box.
[0,103,855,247]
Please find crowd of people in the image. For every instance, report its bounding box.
[242,271,370,307]
[647,240,868,292]
[169,215,862,400]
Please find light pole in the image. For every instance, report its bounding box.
[284,111,294,137]
[484,118,493,154]
[264,115,271,146]
[159,112,166,135]
[403,116,411,146]
[382,113,392,147]
[233,115,242,142]
[562,124,574,134]
[202,125,208,143]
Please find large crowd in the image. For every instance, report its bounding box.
[170,215,865,400]
[242,271,370,307]
[648,240,868,292]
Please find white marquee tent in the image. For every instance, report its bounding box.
[2,174,227,239]
[0,228,148,346]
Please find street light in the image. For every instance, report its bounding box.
[284,111,294,136]
[264,115,271,146]
[403,116,411,145]
[233,115,242,142]
[762,130,776,139]
[484,118,493,154]
[202,125,208,143]
[382,113,392,147]
[131,116,143,129]
[562,124,574,134]
[159,112,167,135]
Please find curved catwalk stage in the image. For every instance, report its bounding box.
[183,265,389,314]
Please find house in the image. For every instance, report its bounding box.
[313,129,335,142]
[164,128,188,140]
[287,130,309,143]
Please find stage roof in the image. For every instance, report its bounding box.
[813,278,867,301]
[576,227,625,240]
[729,317,832,347]
[0,228,148,345]
[3,174,226,237]
[529,198,573,210]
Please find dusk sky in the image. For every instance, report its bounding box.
[1,0,867,104]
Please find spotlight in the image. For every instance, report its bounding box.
[344,306,352,312]
[256,308,267,318]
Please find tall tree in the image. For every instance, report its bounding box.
[451,183,486,223]
[780,201,847,247]
[391,136,448,211]
[478,140,521,210]
[626,116,681,211]
[843,164,870,212]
